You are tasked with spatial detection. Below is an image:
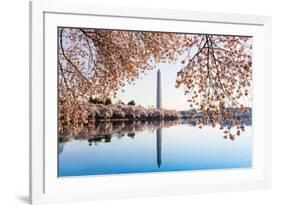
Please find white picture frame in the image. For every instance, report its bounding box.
[29,0,272,204]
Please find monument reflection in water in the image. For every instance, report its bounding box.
[58,119,252,177]
[156,128,162,168]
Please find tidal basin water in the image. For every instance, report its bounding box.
[58,120,252,177]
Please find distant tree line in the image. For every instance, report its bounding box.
[89,97,135,106]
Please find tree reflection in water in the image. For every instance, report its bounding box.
[58,118,251,169]
[59,119,192,144]
[59,120,180,168]
[58,115,251,146]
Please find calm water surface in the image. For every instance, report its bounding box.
[58,120,252,177]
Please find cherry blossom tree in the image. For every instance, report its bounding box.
[176,34,252,140]
[58,27,252,139]
[58,28,185,133]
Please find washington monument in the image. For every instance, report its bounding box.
[156,69,162,109]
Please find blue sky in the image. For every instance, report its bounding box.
[113,59,188,111]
